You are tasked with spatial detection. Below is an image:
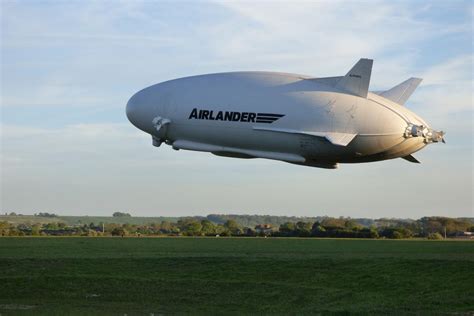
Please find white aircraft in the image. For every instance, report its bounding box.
[126,58,444,169]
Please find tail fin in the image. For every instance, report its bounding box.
[335,58,373,98]
[401,154,420,163]
[380,77,422,105]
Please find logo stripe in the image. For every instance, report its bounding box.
[257,113,285,117]
[257,117,281,120]
[256,120,277,123]
[256,113,285,124]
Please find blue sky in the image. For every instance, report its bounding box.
[1,0,472,218]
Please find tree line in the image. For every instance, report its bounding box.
[1,216,472,239]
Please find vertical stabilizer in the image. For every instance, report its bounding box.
[380,77,422,105]
[335,58,373,98]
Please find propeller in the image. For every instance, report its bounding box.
[405,124,446,144]
[425,129,445,144]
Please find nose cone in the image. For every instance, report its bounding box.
[126,91,152,133]
[126,93,140,127]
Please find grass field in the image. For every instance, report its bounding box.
[0,238,473,315]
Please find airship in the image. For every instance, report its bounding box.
[126,58,444,169]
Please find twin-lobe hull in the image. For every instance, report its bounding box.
[127,60,442,168]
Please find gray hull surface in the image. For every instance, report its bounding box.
[126,59,444,169]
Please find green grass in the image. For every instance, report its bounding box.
[0,238,473,315]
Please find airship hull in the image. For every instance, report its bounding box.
[126,59,443,168]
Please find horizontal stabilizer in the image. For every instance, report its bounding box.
[335,58,373,98]
[380,77,422,105]
[401,154,420,163]
[253,127,357,146]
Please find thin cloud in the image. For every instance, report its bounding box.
[421,54,473,86]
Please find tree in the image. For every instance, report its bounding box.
[8,228,20,236]
[224,220,242,236]
[417,217,471,236]
[214,224,227,236]
[44,222,59,230]
[368,227,379,238]
[183,221,202,236]
[279,222,296,236]
[159,221,176,234]
[31,224,41,236]
[0,221,10,236]
[392,231,403,239]
[311,222,327,237]
[244,227,256,237]
[201,220,217,236]
[160,221,171,231]
[344,219,361,230]
[427,232,443,240]
[113,212,131,217]
[36,212,58,218]
[321,218,346,228]
[122,223,137,234]
[111,227,129,236]
[295,221,312,237]
[379,227,413,239]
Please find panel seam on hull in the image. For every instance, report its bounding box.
[368,97,410,123]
